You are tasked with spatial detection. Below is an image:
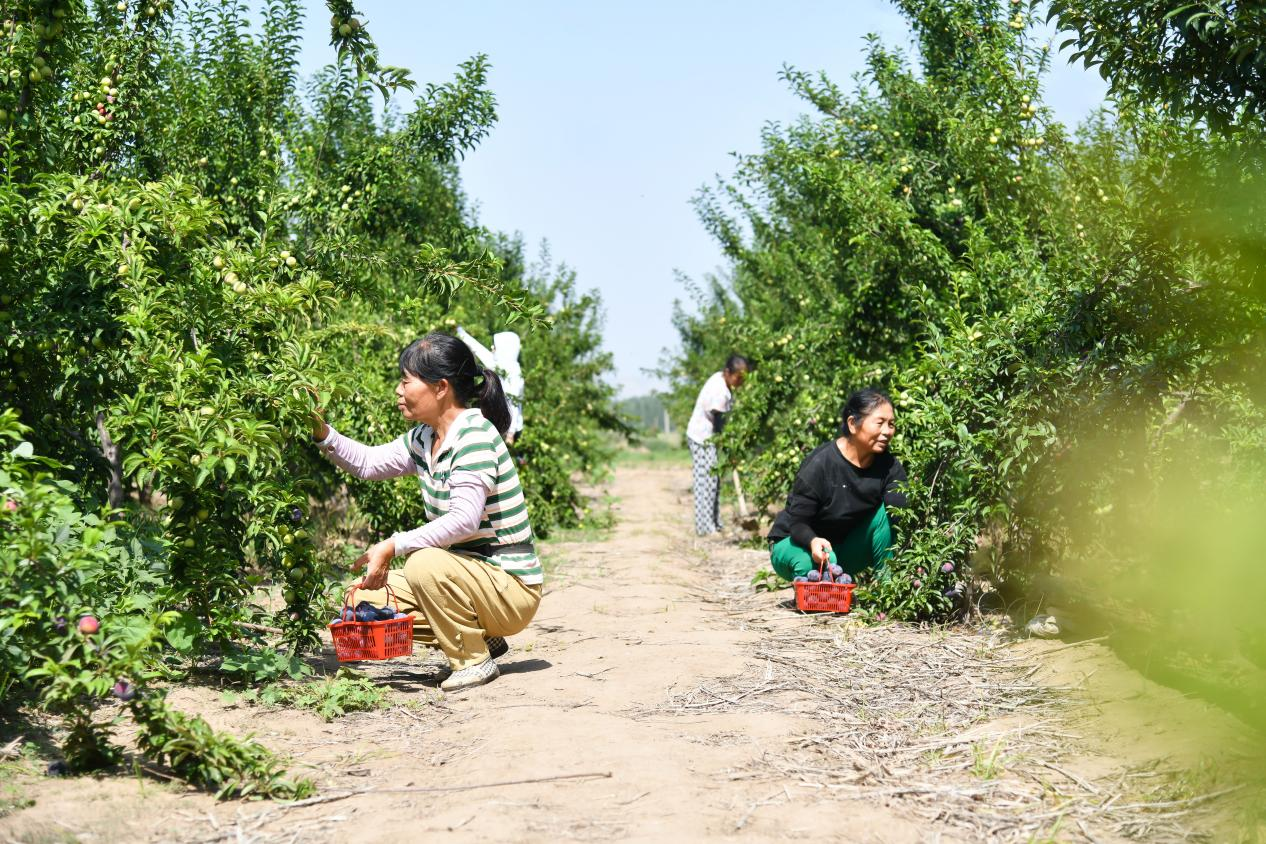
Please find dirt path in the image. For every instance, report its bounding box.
[3,464,1260,842]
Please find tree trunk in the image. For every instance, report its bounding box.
[95,412,125,510]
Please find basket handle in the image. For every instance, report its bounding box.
[342,583,401,612]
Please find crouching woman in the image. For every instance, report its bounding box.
[312,333,542,692]
[767,389,906,582]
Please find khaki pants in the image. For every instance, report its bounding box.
[350,548,541,671]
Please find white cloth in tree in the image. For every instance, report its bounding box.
[456,327,524,436]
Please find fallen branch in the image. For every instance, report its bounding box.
[316,770,613,799]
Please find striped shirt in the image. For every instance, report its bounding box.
[315,408,541,585]
[403,409,540,583]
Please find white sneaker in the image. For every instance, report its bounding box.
[440,657,500,692]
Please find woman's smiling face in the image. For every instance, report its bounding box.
[848,401,896,455]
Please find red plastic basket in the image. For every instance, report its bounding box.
[793,559,856,613]
[329,586,414,662]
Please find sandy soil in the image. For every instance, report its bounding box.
[1,464,1261,843]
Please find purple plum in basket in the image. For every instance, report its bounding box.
[354,607,378,623]
[829,564,844,578]
[792,576,808,583]
[837,572,854,585]
[393,612,408,618]
[806,570,821,582]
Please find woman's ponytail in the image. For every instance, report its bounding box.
[478,367,512,436]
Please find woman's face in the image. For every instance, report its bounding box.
[396,371,449,424]
[848,402,896,454]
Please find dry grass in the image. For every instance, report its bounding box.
[644,542,1249,842]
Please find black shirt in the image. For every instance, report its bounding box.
[768,441,907,550]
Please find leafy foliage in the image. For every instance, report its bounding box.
[665,0,1266,626]
[1,0,621,789]
[1049,0,1266,130]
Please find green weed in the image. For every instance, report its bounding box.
[224,670,391,722]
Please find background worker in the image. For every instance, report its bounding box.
[767,388,906,581]
[685,354,750,536]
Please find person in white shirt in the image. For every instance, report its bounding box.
[686,355,750,536]
[456,327,524,444]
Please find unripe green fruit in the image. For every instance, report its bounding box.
[232,281,247,294]
[182,538,195,548]
[212,255,224,269]
[116,2,126,11]
[196,508,209,521]
[117,263,129,276]
[338,23,351,35]
[29,70,42,83]
[190,454,202,466]
[223,271,238,285]
[285,256,297,268]
[100,76,112,87]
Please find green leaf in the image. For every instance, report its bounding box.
[165,611,202,653]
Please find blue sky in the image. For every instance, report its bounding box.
[296,2,1108,397]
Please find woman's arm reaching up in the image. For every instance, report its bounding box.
[315,425,416,481]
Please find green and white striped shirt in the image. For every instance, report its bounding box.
[402,409,541,584]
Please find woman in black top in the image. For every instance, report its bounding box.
[767,388,906,581]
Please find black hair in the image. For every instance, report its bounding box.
[839,388,894,437]
[398,332,511,435]
[724,354,751,373]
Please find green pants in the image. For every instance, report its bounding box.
[769,504,893,581]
